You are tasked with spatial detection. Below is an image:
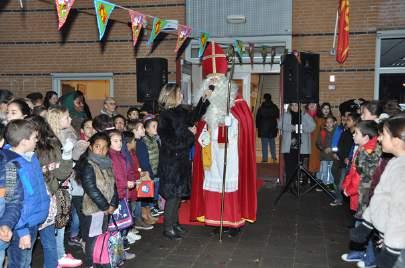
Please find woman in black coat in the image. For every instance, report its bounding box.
[157,84,210,240]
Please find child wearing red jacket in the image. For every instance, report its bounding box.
[341,120,381,263]
[107,130,139,256]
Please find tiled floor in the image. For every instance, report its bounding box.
[32,165,355,268]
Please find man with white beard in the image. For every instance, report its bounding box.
[190,42,257,236]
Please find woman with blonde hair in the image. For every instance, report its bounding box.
[157,84,210,240]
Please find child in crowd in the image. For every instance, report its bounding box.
[127,107,140,121]
[107,130,139,254]
[330,112,360,206]
[113,114,127,132]
[75,132,118,267]
[350,115,405,268]
[6,98,31,122]
[68,118,96,248]
[4,120,50,267]
[123,128,154,231]
[341,120,381,263]
[0,123,23,266]
[142,115,163,217]
[131,120,158,225]
[316,115,337,188]
[27,115,82,267]
[46,106,78,263]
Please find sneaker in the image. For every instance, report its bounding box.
[341,251,365,262]
[150,207,162,217]
[330,200,343,207]
[134,218,154,230]
[357,261,376,268]
[131,228,140,234]
[127,231,142,244]
[124,251,136,260]
[67,236,82,247]
[58,253,83,267]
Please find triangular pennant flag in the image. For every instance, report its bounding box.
[55,0,75,30]
[248,43,255,67]
[129,10,146,47]
[233,40,245,58]
[198,32,209,58]
[261,46,268,65]
[94,0,115,40]
[175,25,192,53]
[147,17,168,46]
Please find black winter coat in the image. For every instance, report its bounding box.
[76,158,118,212]
[256,101,279,138]
[158,100,208,199]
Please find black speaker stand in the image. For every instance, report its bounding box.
[274,103,336,205]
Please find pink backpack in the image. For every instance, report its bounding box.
[93,232,111,265]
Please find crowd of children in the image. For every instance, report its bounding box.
[307,99,405,268]
[1,88,405,268]
[0,89,166,267]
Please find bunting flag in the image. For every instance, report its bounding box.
[55,0,75,30]
[94,0,115,40]
[198,32,209,58]
[261,46,268,65]
[270,47,276,68]
[336,0,350,64]
[233,40,245,58]
[175,25,192,53]
[147,17,168,46]
[129,10,146,47]
[247,43,255,67]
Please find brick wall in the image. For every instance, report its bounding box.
[292,0,405,112]
[0,0,185,105]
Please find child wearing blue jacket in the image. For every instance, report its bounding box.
[4,119,50,267]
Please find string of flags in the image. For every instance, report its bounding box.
[54,0,279,64]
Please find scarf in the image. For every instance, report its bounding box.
[88,152,112,170]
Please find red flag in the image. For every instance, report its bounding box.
[336,0,350,64]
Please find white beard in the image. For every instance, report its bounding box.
[194,75,239,129]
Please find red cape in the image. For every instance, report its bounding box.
[190,97,257,223]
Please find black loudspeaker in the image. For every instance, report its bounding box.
[136,58,168,102]
[283,53,319,103]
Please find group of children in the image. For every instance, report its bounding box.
[0,91,165,267]
[313,100,405,268]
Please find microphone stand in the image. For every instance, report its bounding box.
[219,46,236,242]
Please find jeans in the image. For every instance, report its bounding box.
[261,137,276,161]
[363,238,376,265]
[335,167,349,203]
[39,224,58,268]
[132,201,142,220]
[7,226,38,268]
[70,196,84,238]
[56,227,65,260]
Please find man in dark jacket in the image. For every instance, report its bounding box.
[256,93,279,162]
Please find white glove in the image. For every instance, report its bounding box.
[62,139,74,160]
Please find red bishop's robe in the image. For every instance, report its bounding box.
[190,96,257,227]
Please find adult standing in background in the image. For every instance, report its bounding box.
[256,93,279,162]
[279,103,316,182]
[44,91,59,109]
[100,97,118,118]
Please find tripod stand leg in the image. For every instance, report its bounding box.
[274,167,299,205]
[300,168,336,200]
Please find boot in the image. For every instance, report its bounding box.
[163,227,182,240]
[142,207,158,225]
[173,223,186,235]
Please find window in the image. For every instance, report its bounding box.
[51,73,114,116]
[375,31,405,101]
